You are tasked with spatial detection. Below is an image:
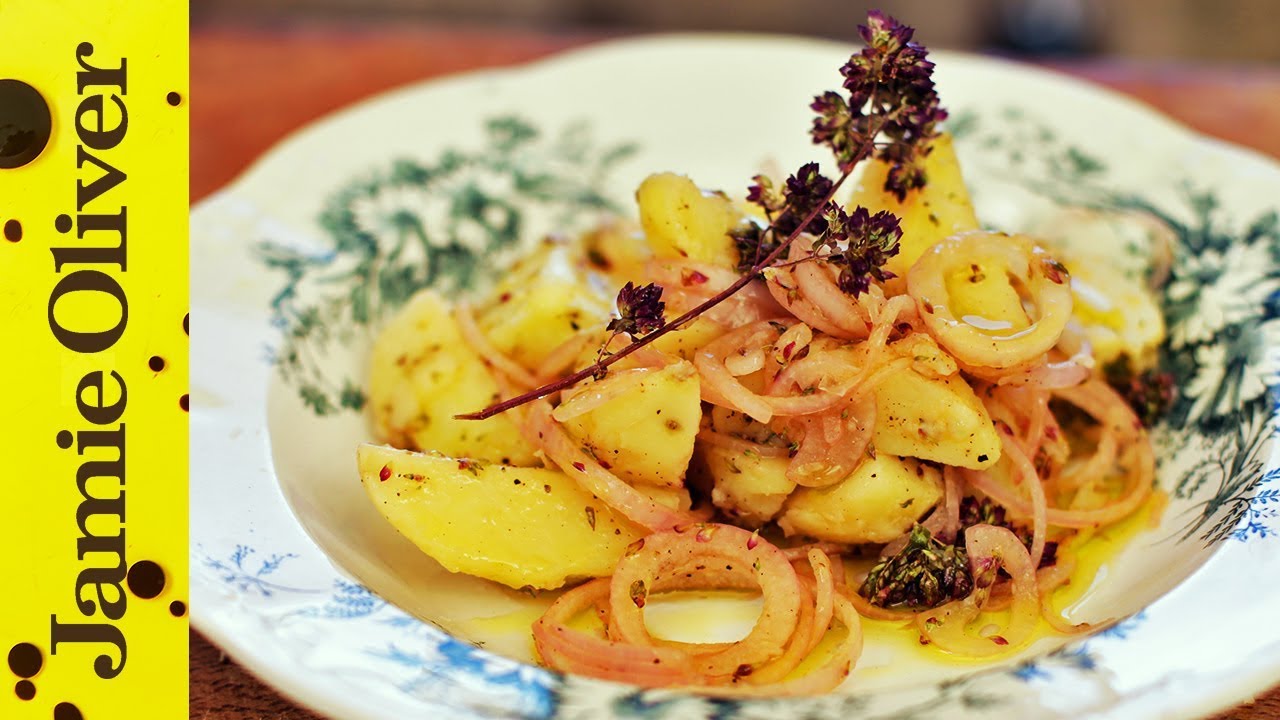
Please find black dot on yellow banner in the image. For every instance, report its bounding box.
[56,430,73,449]
[3,219,20,242]
[169,600,187,617]
[126,560,166,599]
[0,79,52,169]
[8,642,41,677]
[54,214,72,233]
[14,680,34,700]
[149,355,166,372]
[54,702,83,720]
[183,313,189,335]
[180,394,189,412]
[166,91,182,107]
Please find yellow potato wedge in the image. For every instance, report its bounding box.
[369,290,536,464]
[359,444,644,590]
[637,172,741,268]
[700,444,796,527]
[849,133,980,278]
[559,361,702,488]
[872,366,1001,470]
[778,454,942,544]
[476,244,613,373]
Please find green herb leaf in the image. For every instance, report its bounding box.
[860,524,972,609]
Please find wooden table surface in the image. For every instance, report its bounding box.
[189,22,1280,720]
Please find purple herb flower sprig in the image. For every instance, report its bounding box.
[593,281,668,376]
[818,206,904,296]
[814,9,947,199]
[740,11,941,296]
[608,281,666,338]
[739,163,905,298]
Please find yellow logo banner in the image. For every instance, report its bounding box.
[0,1,188,717]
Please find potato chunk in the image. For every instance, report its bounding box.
[639,484,694,512]
[476,244,613,372]
[559,361,701,488]
[872,367,1000,470]
[1022,207,1168,367]
[700,445,796,527]
[360,444,644,590]
[578,220,653,283]
[849,133,980,278]
[890,332,958,378]
[636,172,741,268]
[648,317,727,362]
[1066,257,1164,367]
[369,290,536,464]
[778,455,942,544]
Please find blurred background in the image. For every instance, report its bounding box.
[194,0,1279,62]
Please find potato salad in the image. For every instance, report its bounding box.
[355,10,1168,696]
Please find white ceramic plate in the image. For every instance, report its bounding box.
[191,35,1280,720]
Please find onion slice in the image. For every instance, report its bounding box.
[608,523,803,678]
[964,380,1152,529]
[695,320,852,422]
[552,367,653,422]
[908,232,1073,369]
[533,578,704,686]
[714,592,864,697]
[998,430,1049,569]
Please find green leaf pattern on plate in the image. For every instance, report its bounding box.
[258,116,638,416]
